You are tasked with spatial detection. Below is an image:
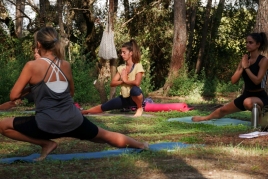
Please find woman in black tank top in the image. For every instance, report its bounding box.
[0,27,148,162]
[192,32,268,122]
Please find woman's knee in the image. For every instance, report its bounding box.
[130,86,142,96]
[243,98,262,110]
[0,118,14,134]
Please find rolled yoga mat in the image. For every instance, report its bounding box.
[144,103,193,112]
[0,142,202,164]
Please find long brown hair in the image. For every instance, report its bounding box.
[122,39,141,63]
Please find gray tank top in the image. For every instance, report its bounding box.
[30,58,83,134]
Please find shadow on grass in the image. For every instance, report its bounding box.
[0,108,263,179]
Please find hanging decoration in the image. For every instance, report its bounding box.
[98,19,118,60]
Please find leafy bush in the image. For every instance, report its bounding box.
[0,37,32,103]
[169,69,243,97]
[71,53,101,104]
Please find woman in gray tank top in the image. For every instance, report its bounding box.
[0,27,148,161]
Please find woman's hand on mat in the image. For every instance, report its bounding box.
[192,116,208,122]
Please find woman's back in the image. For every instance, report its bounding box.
[29,57,83,134]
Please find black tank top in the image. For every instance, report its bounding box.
[242,55,267,90]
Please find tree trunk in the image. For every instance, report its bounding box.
[15,0,25,38]
[108,0,117,100]
[210,0,225,41]
[162,0,186,96]
[254,0,268,57]
[195,0,212,74]
[39,0,46,27]
[186,1,197,63]
[58,0,64,37]
[0,1,16,37]
[204,0,225,70]
[123,0,130,20]
[109,58,117,99]
[82,0,97,58]
[94,58,110,103]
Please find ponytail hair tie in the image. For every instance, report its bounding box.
[53,38,58,42]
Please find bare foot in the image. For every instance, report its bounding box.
[191,116,208,122]
[143,142,149,150]
[134,107,143,117]
[34,141,58,161]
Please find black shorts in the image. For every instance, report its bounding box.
[13,116,99,140]
[234,90,268,111]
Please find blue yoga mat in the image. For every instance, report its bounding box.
[168,116,251,126]
[0,142,198,164]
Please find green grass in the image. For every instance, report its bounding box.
[0,104,268,178]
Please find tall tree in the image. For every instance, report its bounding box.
[162,0,186,96]
[210,0,225,42]
[195,0,212,74]
[108,0,117,100]
[204,0,225,71]
[15,0,25,38]
[186,0,198,63]
[0,0,16,37]
[253,0,268,57]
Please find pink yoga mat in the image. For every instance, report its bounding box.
[144,103,193,112]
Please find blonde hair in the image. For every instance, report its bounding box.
[35,27,65,60]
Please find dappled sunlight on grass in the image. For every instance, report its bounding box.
[1,101,268,178]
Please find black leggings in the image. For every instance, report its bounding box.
[13,116,99,140]
[101,86,143,111]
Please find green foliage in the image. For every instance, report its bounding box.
[70,49,100,104]
[187,2,256,82]
[169,70,202,96]
[169,68,242,97]
[140,46,155,97]
[114,2,173,90]
[0,37,33,103]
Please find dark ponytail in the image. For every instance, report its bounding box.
[122,39,141,63]
[248,32,268,53]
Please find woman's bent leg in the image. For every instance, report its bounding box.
[91,127,148,149]
[0,117,57,161]
[130,86,144,117]
[81,105,103,114]
[132,94,143,117]
[192,101,241,122]
[82,97,124,114]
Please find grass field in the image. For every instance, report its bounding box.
[1,98,268,179]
